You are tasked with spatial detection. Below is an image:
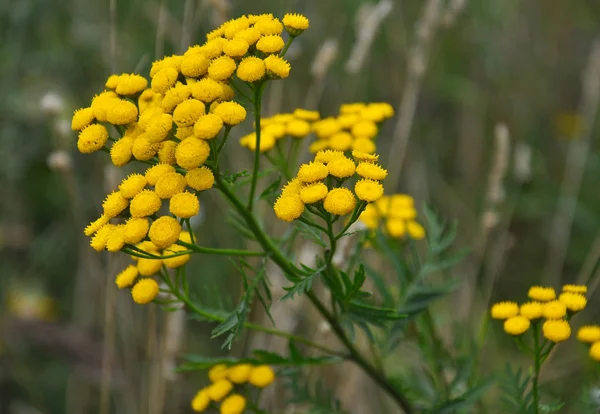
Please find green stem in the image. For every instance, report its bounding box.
[247,82,266,211]
[297,216,328,233]
[279,36,295,57]
[532,322,541,414]
[177,240,265,257]
[216,126,232,156]
[335,201,367,240]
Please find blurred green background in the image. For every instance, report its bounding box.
[2,0,600,413]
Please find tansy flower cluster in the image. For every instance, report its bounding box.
[240,108,319,152]
[490,284,588,342]
[191,364,276,413]
[273,150,387,222]
[308,102,395,154]
[358,194,425,240]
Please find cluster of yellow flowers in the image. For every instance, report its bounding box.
[72,12,309,304]
[308,102,394,154]
[273,150,387,222]
[358,194,425,240]
[191,364,275,414]
[491,284,588,342]
[240,108,318,152]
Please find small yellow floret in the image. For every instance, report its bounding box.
[223,38,250,58]
[158,141,178,165]
[248,365,275,388]
[543,319,571,342]
[281,178,303,196]
[152,67,179,94]
[282,13,309,36]
[186,166,215,191]
[145,164,176,186]
[173,99,206,127]
[213,101,247,126]
[490,301,519,320]
[106,225,127,252]
[273,194,304,222]
[115,73,148,95]
[72,107,95,130]
[315,150,345,165]
[590,342,600,361]
[208,56,237,81]
[155,172,187,199]
[227,364,252,384]
[293,108,320,121]
[110,137,134,167]
[207,379,233,402]
[559,292,587,312]
[355,179,384,202]
[234,27,262,45]
[131,278,159,304]
[162,244,191,268]
[356,162,388,181]
[352,137,376,154]
[208,364,229,382]
[106,99,138,125]
[149,216,182,249]
[190,78,224,103]
[175,138,211,170]
[194,113,224,139]
[145,113,174,143]
[519,302,543,320]
[323,188,357,216]
[181,53,210,78]
[91,91,119,121]
[503,315,531,336]
[300,182,328,204]
[352,151,379,162]
[130,190,162,218]
[137,257,163,276]
[407,221,426,240]
[84,215,110,237]
[123,217,150,245]
[562,284,587,294]
[162,82,191,113]
[191,389,210,412]
[264,55,291,79]
[386,218,406,238]
[132,136,158,161]
[577,325,600,343]
[170,192,200,218]
[528,286,556,301]
[102,191,129,218]
[90,224,114,251]
[286,119,311,137]
[542,300,567,319]
[115,265,139,288]
[297,161,329,183]
[78,124,109,153]
[236,57,266,82]
[220,394,246,414]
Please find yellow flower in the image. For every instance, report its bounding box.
[115,265,139,288]
[309,140,330,153]
[105,74,120,89]
[78,124,109,153]
[327,157,356,178]
[590,342,600,362]
[207,379,233,402]
[91,91,118,121]
[264,55,291,79]
[297,161,329,183]
[118,174,147,200]
[282,13,309,36]
[186,166,215,191]
[220,394,246,414]
[170,192,200,218]
[577,326,600,343]
[352,121,378,139]
[386,218,406,238]
[132,136,158,161]
[248,365,275,388]
[528,286,556,302]
[313,150,344,165]
[563,284,587,294]
[285,119,311,137]
[134,241,160,262]
[213,101,247,126]
[227,364,252,384]
[90,224,114,251]
[542,300,567,319]
[355,179,384,202]
[504,315,530,336]
[519,302,543,320]
[145,113,174,143]
[240,132,276,152]
[71,107,95,130]
[194,113,224,139]
[263,123,286,139]
[340,102,366,114]
[558,292,587,313]
[352,151,379,162]
[162,82,191,113]
[155,172,187,199]
[191,389,210,412]
[102,191,129,218]
[236,57,265,82]
[300,182,328,204]
[115,73,148,95]
[84,215,110,237]
[324,188,356,216]
[158,141,178,165]
[139,107,164,129]
[281,178,303,196]
[352,137,376,154]
[175,138,211,170]
[106,225,127,252]
[328,132,353,151]
[274,194,305,222]
[359,205,380,229]
[149,216,182,249]
[542,319,571,342]
[356,162,388,181]
[253,17,283,35]
[313,118,341,138]
[145,163,176,185]
[407,221,426,240]
[181,53,210,78]
[234,27,261,45]
[106,99,138,125]
[110,137,134,167]
[337,113,359,129]
[490,301,519,319]
[223,38,250,58]
[123,217,150,245]
[202,38,227,59]
[191,78,224,103]
[208,56,237,81]
[131,278,159,304]
[130,190,162,218]
[208,364,229,382]
[162,244,191,268]
[293,108,320,121]
[152,67,179,94]
[173,99,205,127]
[223,16,250,39]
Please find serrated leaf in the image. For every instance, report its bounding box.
[429,377,495,413]
[397,281,461,317]
[418,247,469,279]
[282,273,317,301]
[348,300,405,321]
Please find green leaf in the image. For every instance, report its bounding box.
[417,247,469,279]
[223,169,250,184]
[539,401,565,413]
[282,273,317,301]
[347,300,405,321]
[260,176,282,200]
[397,281,461,317]
[429,376,496,413]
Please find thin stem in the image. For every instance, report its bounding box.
[297,216,328,233]
[247,81,266,211]
[216,126,232,156]
[279,36,295,57]
[177,240,265,257]
[532,322,541,414]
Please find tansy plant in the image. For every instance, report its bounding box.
[72,11,481,414]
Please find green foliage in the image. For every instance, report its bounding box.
[500,364,535,414]
[284,367,347,414]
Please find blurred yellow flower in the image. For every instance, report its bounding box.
[490,301,519,320]
[503,315,530,336]
[543,319,571,342]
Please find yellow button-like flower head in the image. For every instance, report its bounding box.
[563,284,587,294]
[313,118,341,138]
[137,257,162,276]
[328,132,353,151]
[191,78,224,103]
[234,27,261,45]
[208,56,237,81]
[191,389,210,412]
[490,301,519,320]
[559,292,587,313]
[181,53,210,78]
[273,194,304,222]
[149,216,182,249]
[106,225,127,252]
[158,141,178,165]
[162,82,191,113]
[543,319,571,342]
[281,178,303,196]
[102,191,129,218]
[519,301,543,320]
[236,57,266,82]
[355,179,384,202]
[110,137,134,167]
[300,182,328,204]
[227,364,252,384]
[84,215,110,237]
[91,91,118,121]
[170,192,200,218]
[207,379,233,402]
[213,101,247,126]
[590,342,600,361]
[131,278,159,304]
[286,119,311,137]
[123,217,150,245]
[542,300,567,319]
[130,190,162,218]
[352,151,379,162]
[293,108,320,121]
[162,244,191,268]
[145,163,176,186]
[240,133,276,152]
[253,17,283,35]
[577,325,600,343]
[324,188,357,216]
[248,365,275,388]
[132,136,158,161]
[115,265,139,289]
[220,394,247,414]
[174,99,206,127]
[352,137,377,154]
[297,161,328,183]
[351,121,378,139]
[118,174,148,199]
[282,13,309,36]
[78,124,109,153]
[356,162,388,181]
[175,138,211,170]
[264,55,291,79]
[503,315,530,336]
[194,113,224,139]
[186,166,215,191]
[528,286,556,301]
[115,73,148,96]
[223,39,249,58]
[315,150,344,165]
[407,221,426,240]
[386,218,406,238]
[208,364,229,382]
[90,224,114,251]
[155,172,186,199]
[327,157,356,178]
[151,67,179,94]
[145,113,174,143]
[72,107,95,130]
